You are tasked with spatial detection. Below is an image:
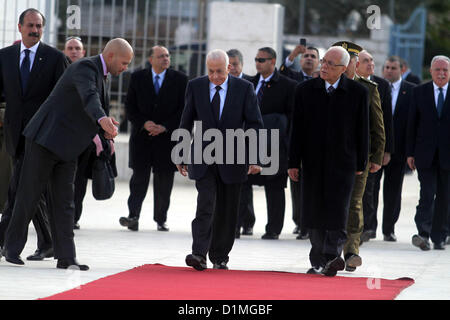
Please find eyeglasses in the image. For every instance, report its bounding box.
[255,57,273,63]
[320,58,345,68]
[155,53,170,59]
[66,36,82,42]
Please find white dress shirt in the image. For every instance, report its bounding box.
[325,78,340,91]
[20,41,40,71]
[433,82,448,109]
[255,72,274,94]
[209,76,229,119]
[152,68,167,88]
[390,78,402,115]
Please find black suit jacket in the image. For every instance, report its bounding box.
[23,55,108,162]
[126,67,188,171]
[279,63,310,83]
[178,75,264,184]
[405,72,421,85]
[391,80,416,161]
[0,42,68,158]
[370,75,394,154]
[406,81,450,170]
[248,69,296,181]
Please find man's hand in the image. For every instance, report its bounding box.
[383,152,391,166]
[369,162,381,173]
[407,157,416,171]
[288,168,299,182]
[144,120,166,136]
[288,45,306,62]
[99,117,119,138]
[176,164,188,177]
[248,165,262,175]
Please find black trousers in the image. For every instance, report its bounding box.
[415,155,450,244]
[73,146,94,224]
[3,140,77,259]
[0,142,52,251]
[127,166,174,224]
[290,171,307,234]
[236,182,255,230]
[363,159,407,235]
[191,165,242,264]
[238,174,286,235]
[309,228,347,268]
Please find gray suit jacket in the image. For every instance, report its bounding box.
[24,55,108,162]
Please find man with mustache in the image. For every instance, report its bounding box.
[0,8,68,261]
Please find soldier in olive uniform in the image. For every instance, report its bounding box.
[332,42,385,272]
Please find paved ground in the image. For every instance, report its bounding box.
[0,171,449,300]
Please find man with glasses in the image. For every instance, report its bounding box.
[288,46,369,276]
[119,46,188,232]
[238,47,296,240]
[0,8,68,262]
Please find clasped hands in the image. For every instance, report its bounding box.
[144,120,166,136]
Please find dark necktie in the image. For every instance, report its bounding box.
[257,80,266,105]
[20,49,31,93]
[327,85,335,95]
[154,75,160,94]
[304,75,312,81]
[437,87,444,118]
[212,85,221,121]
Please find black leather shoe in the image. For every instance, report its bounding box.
[383,233,397,242]
[57,258,89,271]
[261,232,278,240]
[26,248,54,261]
[412,234,430,251]
[242,227,253,236]
[293,226,300,234]
[360,230,376,244]
[213,261,228,270]
[433,242,446,250]
[235,228,241,239]
[185,254,207,271]
[296,231,309,240]
[119,216,139,231]
[321,257,345,277]
[157,223,169,232]
[345,254,362,272]
[306,267,323,275]
[446,236,450,245]
[73,223,80,230]
[5,254,25,265]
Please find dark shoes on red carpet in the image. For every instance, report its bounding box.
[119,216,139,231]
[261,232,279,240]
[185,254,207,271]
[345,254,362,272]
[57,258,89,271]
[412,234,430,251]
[383,233,397,242]
[322,257,345,277]
[26,248,54,261]
[213,261,228,270]
[306,267,323,275]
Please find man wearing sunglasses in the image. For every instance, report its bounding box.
[237,47,296,240]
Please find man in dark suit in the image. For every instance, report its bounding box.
[280,45,320,240]
[176,49,263,271]
[227,49,252,81]
[400,58,421,85]
[364,56,415,242]
[237,47,296,240]
[407,55,450,251]
[1,38,133,270]
[288,46,369,277]
[0,8,69,261]
[119,46,188,232]
[356,50,395,243]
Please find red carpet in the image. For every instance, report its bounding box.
[42,264,414,300]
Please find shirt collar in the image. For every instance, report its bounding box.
[259,72,274,83]
[99,54,108,76]
[152,68,167,79]
[433,82,448,91]
[20,41,40,54]
[325,78,340,90]
[209,75,229,91]
[391,78,402,90]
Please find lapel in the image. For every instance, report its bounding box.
[425,81,439,119]
[25,42,46,95]
[92,55,108,112]
[219,75,236,127]
[10,43,22,95]
[394,80,407,117]
[441,83,450,119]
[200,76,216,127]
[158,68,171,94]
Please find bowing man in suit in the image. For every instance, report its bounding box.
[177,49,264,271]
[0,8,69,261]
[288,46,369,277]
[2,38,133,270]
[120,46,188,232]
[407,55,450,251]
[366,56,415,242]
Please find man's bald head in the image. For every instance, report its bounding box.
[102,38,134,76]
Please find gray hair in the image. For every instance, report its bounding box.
[326,46,350,67]
[431,55,450,66]
[206,49,229,66]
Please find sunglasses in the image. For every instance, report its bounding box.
[255,57,273,63]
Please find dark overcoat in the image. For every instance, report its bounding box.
[126,67,188,171]
[289,75,369,230]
